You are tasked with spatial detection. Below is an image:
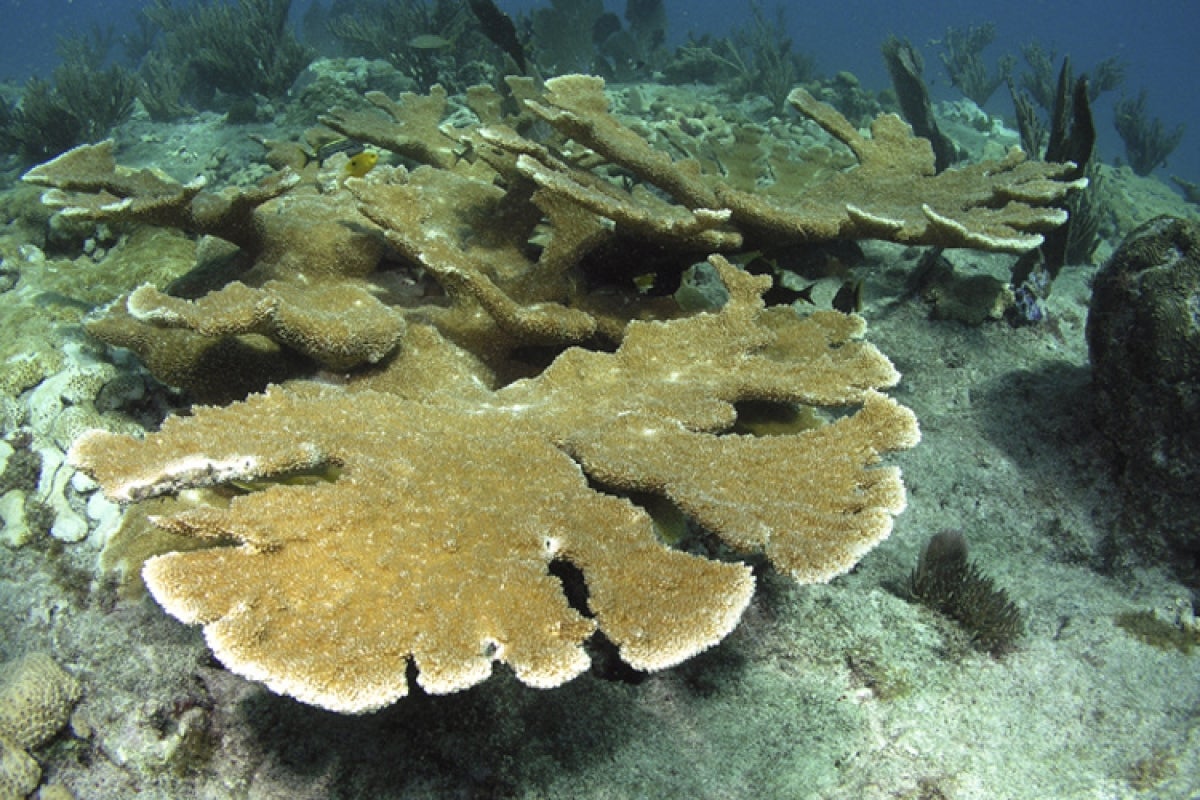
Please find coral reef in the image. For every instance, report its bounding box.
[0,653,82,799]
[4,46,1194,790]
[26,71,1088,714]
[72,258,920,712]
[0,184,191,552]
[21,141,405,401]
[0,337,144,547]
[22,140,297,252]
[25,76,1085,403]
[510,76,1081,254]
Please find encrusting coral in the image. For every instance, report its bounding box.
[71,258,919,713]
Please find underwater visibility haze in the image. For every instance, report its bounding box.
[1,1,1199,798]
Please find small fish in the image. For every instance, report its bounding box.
[344,150,379,178]
[633,272,657,294]
[315,137,364,164]
[763,280,818,307]
[740,253,817,306]
[408,34,453,50]
[832,278,863,314]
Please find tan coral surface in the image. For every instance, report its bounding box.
[21,76,1084,407]
[511,76,1084,254]
[71,258,918,713]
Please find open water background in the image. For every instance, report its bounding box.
[2,1,1197,201]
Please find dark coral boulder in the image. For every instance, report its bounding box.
[1087,215,1200,576]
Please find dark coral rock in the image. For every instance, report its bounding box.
[0,433,41,493]
[1087,215,1200,576]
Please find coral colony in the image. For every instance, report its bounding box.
[22,74,1086,712]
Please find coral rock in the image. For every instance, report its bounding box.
[0,736,40,800]
[0,653,81,751]
[1087,216,1200,569]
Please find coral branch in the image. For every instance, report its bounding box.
[71,257,918,713]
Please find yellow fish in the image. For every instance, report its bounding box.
[345,150,378,178]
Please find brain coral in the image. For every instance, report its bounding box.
[0,652,81,798]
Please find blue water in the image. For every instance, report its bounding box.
[2,0,1198,182]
